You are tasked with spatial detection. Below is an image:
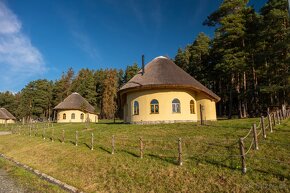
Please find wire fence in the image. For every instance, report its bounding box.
[6,107,290,174]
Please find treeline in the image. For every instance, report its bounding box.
[0,0,288,120]
[174,0,289,118]
[0,63,140,121]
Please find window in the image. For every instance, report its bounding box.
[150,99,159,114]
[133,101,139,115]
[63,113,66,120]
[172,98,181,113]
[80,113,84,120]
[190,100,195,114]
[71,113,75,119]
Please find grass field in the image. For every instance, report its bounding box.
[0,157,66,193]
[0,118,289,193]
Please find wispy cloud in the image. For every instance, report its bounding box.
[71,29,100,61]
[0,1,45,91]
[58,7,101,62]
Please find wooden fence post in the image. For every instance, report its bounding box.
[277,110,281,125]
[178,138,182,166]
[252,124,259,150]
[239,138,247,174]
[51,128,54,142]
[91,133,94,150]
[200,104,204,125]
[112,135,115,154]
[75,131,78,146]
[272,112,276,126]
[261,116,266,139]
[43,127,46,140]
[62,130,65,143]
[268,113,273,133]
[140,137,144,159]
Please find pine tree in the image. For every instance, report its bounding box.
[174,48,190,71]
[204,0,249,118]
[124,63,140,83]
[101,69,118,119]
[259,0,290,106]
[71,69,97,107]
[52,68,74,107]
[188,32,211,85]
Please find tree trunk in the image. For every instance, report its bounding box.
[228,74,234,119]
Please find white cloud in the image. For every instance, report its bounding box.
[0,1,45,91]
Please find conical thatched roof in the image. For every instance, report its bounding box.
[119,56,220,101]
[54,92,95,113]
[0,108,16,120]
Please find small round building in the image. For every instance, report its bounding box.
[119,56,220,124]
[0,108,16,124]
[54,92,98,123]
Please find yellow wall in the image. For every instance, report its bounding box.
[124,89,217,124]
[196,93,217,121]
[0,119,15,124]
[56,110,98,123]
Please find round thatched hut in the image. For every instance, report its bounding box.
[54,92,98,123]
[118,56,220,124]
[0,108,16,124]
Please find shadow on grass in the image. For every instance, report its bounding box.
[148,154,177,165]
[120,149,139,158]
[69,140,76,146]
[188,155,239,171]
[99,146,111,154]
[252,168,289,180]
[84,143,91,149]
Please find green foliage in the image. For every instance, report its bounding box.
[175,0,290,118]
[17,79,53,121]
[123,63,140,83]
[71,69,97,107]
[101,69,119,119]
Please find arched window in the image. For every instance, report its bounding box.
[63,113,66,120]
[190,100,195,114]
[150,99,159,114]
[133,101,139,115]
[80,113,84,120]
[172,98,181,113]
[71,113,75,119]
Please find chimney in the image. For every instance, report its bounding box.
[142,55,145,75]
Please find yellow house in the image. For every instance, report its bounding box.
[119,56,220,124]
[54,92,98,123]
[0,108,16,124]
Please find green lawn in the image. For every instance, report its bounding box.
[0,118,289,193]
[0,158,67,193]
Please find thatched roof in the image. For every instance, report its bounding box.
[54,92,95,113]
[0,108,16,120]
[119,56,220,102]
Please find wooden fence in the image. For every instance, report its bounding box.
[8,108,290,174]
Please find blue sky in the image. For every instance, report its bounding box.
[0,0,267,92]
